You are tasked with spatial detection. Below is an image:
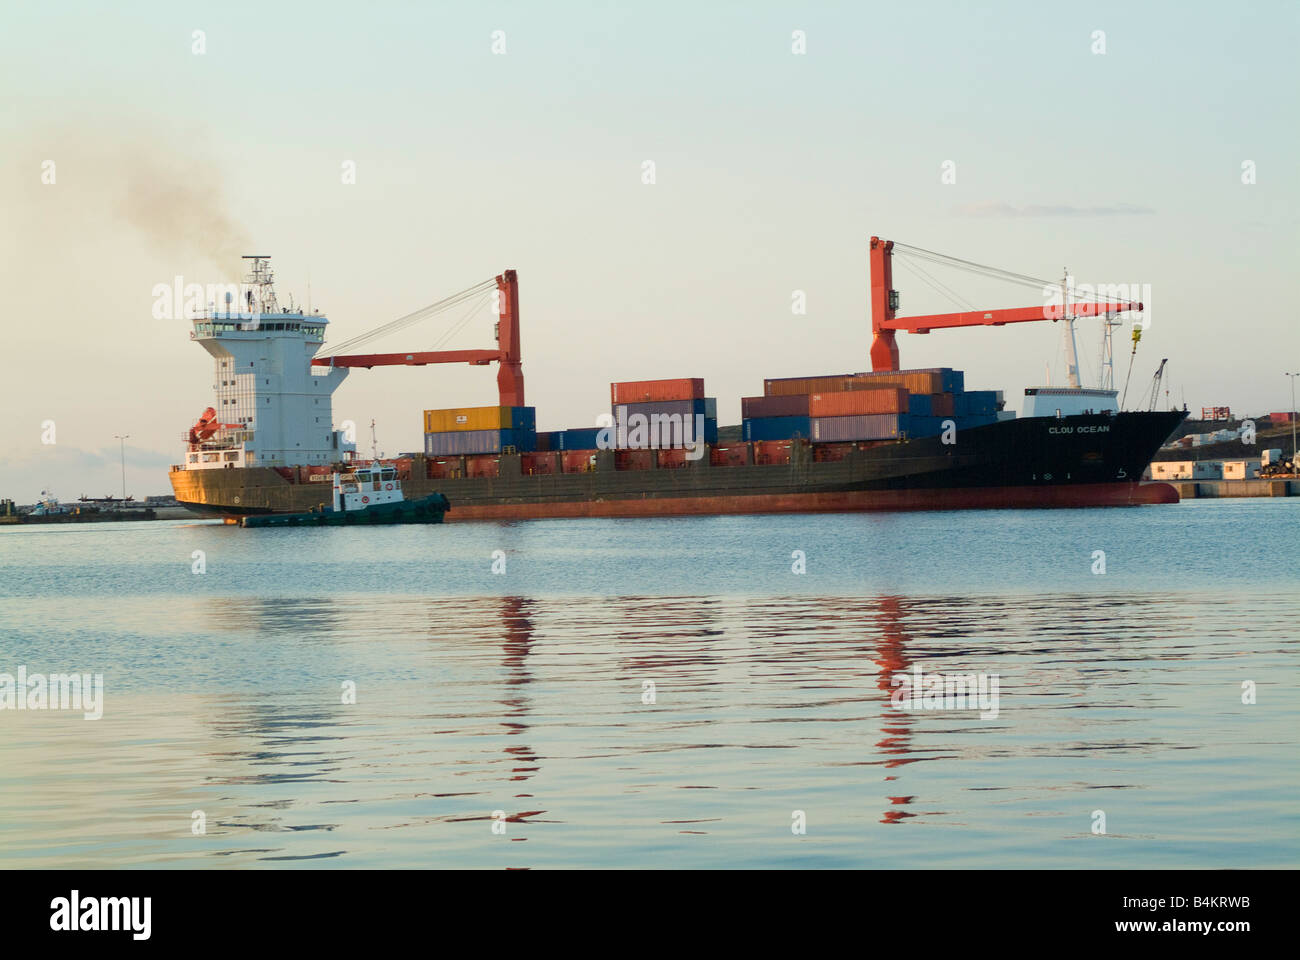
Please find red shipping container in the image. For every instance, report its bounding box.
[741,394,809,418]
[657,448,689,469]
[614,449,655,471]
[752,440,792,465]
[809,388,908,417]
[465,455,499,478]
[813,442,856,462]
[561,450,599,473]
[427,458,459,480]
[708,445,749,467]
[929,393,955,417]
[522,452,557,475]
[611,378,705,405]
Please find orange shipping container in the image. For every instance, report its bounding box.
[610,378,705,404]
[765,371,945,396]
[765,376,857,397]
[848,372,944,395]
[808,388,908,417]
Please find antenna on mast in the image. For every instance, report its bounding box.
[1061,269,1082,388]
[241,255,278,315]
[1099,314,1121,391]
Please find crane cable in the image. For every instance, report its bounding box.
[891,242,1140,308]
[1119,327,1142,410]
[321,276,499,356]
[893,257,978,312]
[428,292,493,352]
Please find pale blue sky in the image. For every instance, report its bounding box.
[2,1,1296,498]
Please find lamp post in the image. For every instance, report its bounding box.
[1287,374,1299,463]
[113,434,129,502]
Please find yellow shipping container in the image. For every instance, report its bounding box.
[424,406,514,433]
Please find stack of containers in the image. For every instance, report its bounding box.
[741,395,810,441]
[745,368,994,441]
[763,368,962,397]
[423,406,537,456]
[808,388,909,441]
[610,378,718,447]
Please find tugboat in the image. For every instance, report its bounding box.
[240,462,449,527]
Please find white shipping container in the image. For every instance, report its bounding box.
[1223,460,1262,480]
[1150,460,1224,480]
[1150,461,1194,480]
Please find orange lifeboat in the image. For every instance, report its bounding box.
[188,407,221,444]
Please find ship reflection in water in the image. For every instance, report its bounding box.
[1,589,1296,869]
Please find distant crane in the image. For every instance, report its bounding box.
[1145,359,1169,412]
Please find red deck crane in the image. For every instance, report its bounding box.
[315,270,525,407]
[868,237,1143,372]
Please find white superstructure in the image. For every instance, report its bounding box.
[1023,386,1120,418]
[332,463,404,511]
[182,257,355,470]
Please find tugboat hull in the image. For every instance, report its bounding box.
[238,492,449,527]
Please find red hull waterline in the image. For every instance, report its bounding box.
[443,481,1179,521]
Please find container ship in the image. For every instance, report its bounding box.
[169,242,1186,520]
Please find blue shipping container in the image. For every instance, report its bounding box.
[908,394,933,417]
[424,428,536,456]
[743,416,812,441]
[907,416,946,438]
[508,406,537,432]
[555,427,605,450]
[954,391,998,417]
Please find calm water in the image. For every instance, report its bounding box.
[1,499,1296,868]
